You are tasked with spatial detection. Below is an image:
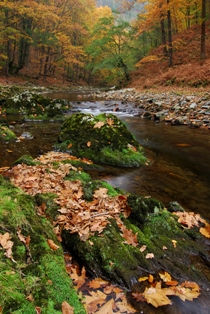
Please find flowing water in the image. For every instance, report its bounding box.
[1,89,210,313]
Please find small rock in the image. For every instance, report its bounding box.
[168,201,185,212]
[20,132,34,140]
[189,103,197,109]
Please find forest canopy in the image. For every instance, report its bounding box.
[0,0,209,86]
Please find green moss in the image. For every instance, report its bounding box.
[0,176,85,313]
[13,155,40,166]
[57,113,146,167]
[0,124,16,141]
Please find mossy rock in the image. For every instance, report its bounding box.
[62,194,210,290]
[13,155,40,166]
[0,176,85,314]
[0,124,16,141]
[57,113,146,167]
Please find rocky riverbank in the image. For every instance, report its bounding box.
[93,89,210,129]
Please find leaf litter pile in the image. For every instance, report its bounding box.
[4,151,210,312]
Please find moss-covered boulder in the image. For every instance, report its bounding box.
[0,124,16,141]
[57,113,146,167]
[0,87,70,119]
[0,176,85,313]
[62,195,210,289]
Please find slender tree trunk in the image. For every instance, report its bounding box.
[201,0,206,62]
[160,19,168,56]
[167,0,173,67]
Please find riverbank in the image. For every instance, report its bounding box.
[93,88,210,129]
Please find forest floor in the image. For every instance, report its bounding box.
[130,23,210,90]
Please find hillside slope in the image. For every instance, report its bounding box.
[130,23,210,89]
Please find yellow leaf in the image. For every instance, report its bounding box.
[94,121,105,129]
[172,240,177,248]
[143,282,172,308]
[200,223,210,238]
[138,276,148,282]
[159,272,172,283]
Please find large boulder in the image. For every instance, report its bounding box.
[58,113,146,167]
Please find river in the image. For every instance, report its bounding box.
[1,90,210,221]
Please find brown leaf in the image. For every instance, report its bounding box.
[132,292,146,303]
[166,281,179,286]
[88,278,108,289]
[95,299,114,314]
[94,121,105,129]
[106,118,114,126]
[146,253,154,259]
[0,232,14,260]
[93,188,108,199]
[159,272,172,283]
[143,282,172,308]
[174,211,206,229]
[140,245,147,252]
[87,141,91,147]
[62,301,74,314]
[35,307,41,314]
[200,223,210,238]
[47,239,59,251]
[148,274,154,283]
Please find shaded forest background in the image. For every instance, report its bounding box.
[0,0,209,88]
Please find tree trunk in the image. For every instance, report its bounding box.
[160,19,168,56]
[167,0,173,67]
[201,0,206,62]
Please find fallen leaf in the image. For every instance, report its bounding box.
[106,118,114,126]
[172,240,177,248]
[200,223,210,238]
[95,298,114,314]
[162,246,168,250]
[143,282,172,308]
[174,211,206,229]
[62,301,74,314]
[166,281,179,286]
[87,141,91,147]
[67,143,73,149]
[138,276,148,282]
[47,239,59,251]
[159,272,172,283]
[140,245,147,252]
[148,274,154,283]
[26,294,34,302]
[35,307,41,314]
[93,188,108,199]
[88,278,108,289]
[132,292,146,303]
[146,253,154,259]
[0,232,14,260]
[94,121,105,129]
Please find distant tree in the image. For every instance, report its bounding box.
[200,0,206,61]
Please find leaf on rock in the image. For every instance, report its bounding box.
[0,232,14,261]
[159,272,172,283]
[62,301,74,314]
[88,278,108,289]
[106,118,114,126]
[87,141,92,147]
[200,223,210,238]
[95,298,114,314]
[143,282,172,308]
[146,253,154,259]
[172,240,177,248]
[138,276,148,282]
[94,121,105,129]
[47,239,59,251]
[140,245,147,252]
[93,188,108,199]
[174,211,206,229]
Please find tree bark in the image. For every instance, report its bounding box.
[160,19,168,56]
[167,0,173,67]
[201,0,206,62]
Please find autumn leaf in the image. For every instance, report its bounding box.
[172,240,177,248]
[140,245,147,252]
[132,292,146,303]
[174,211,206,229]
[0,232,14,261]
[67,143,73,149]
[95,298,114,314]
[159,272,172,283]
[200,223,210,238]
[146,253,154,259]
[106,118,114,126]
[143,282,172,308]
[94,121,105,129]
[138,276,148,282]
[47,239,59,251]
[87,141,91,147]
[93,188,108,199]
[88,278,108,289]
[62,301,74,314]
